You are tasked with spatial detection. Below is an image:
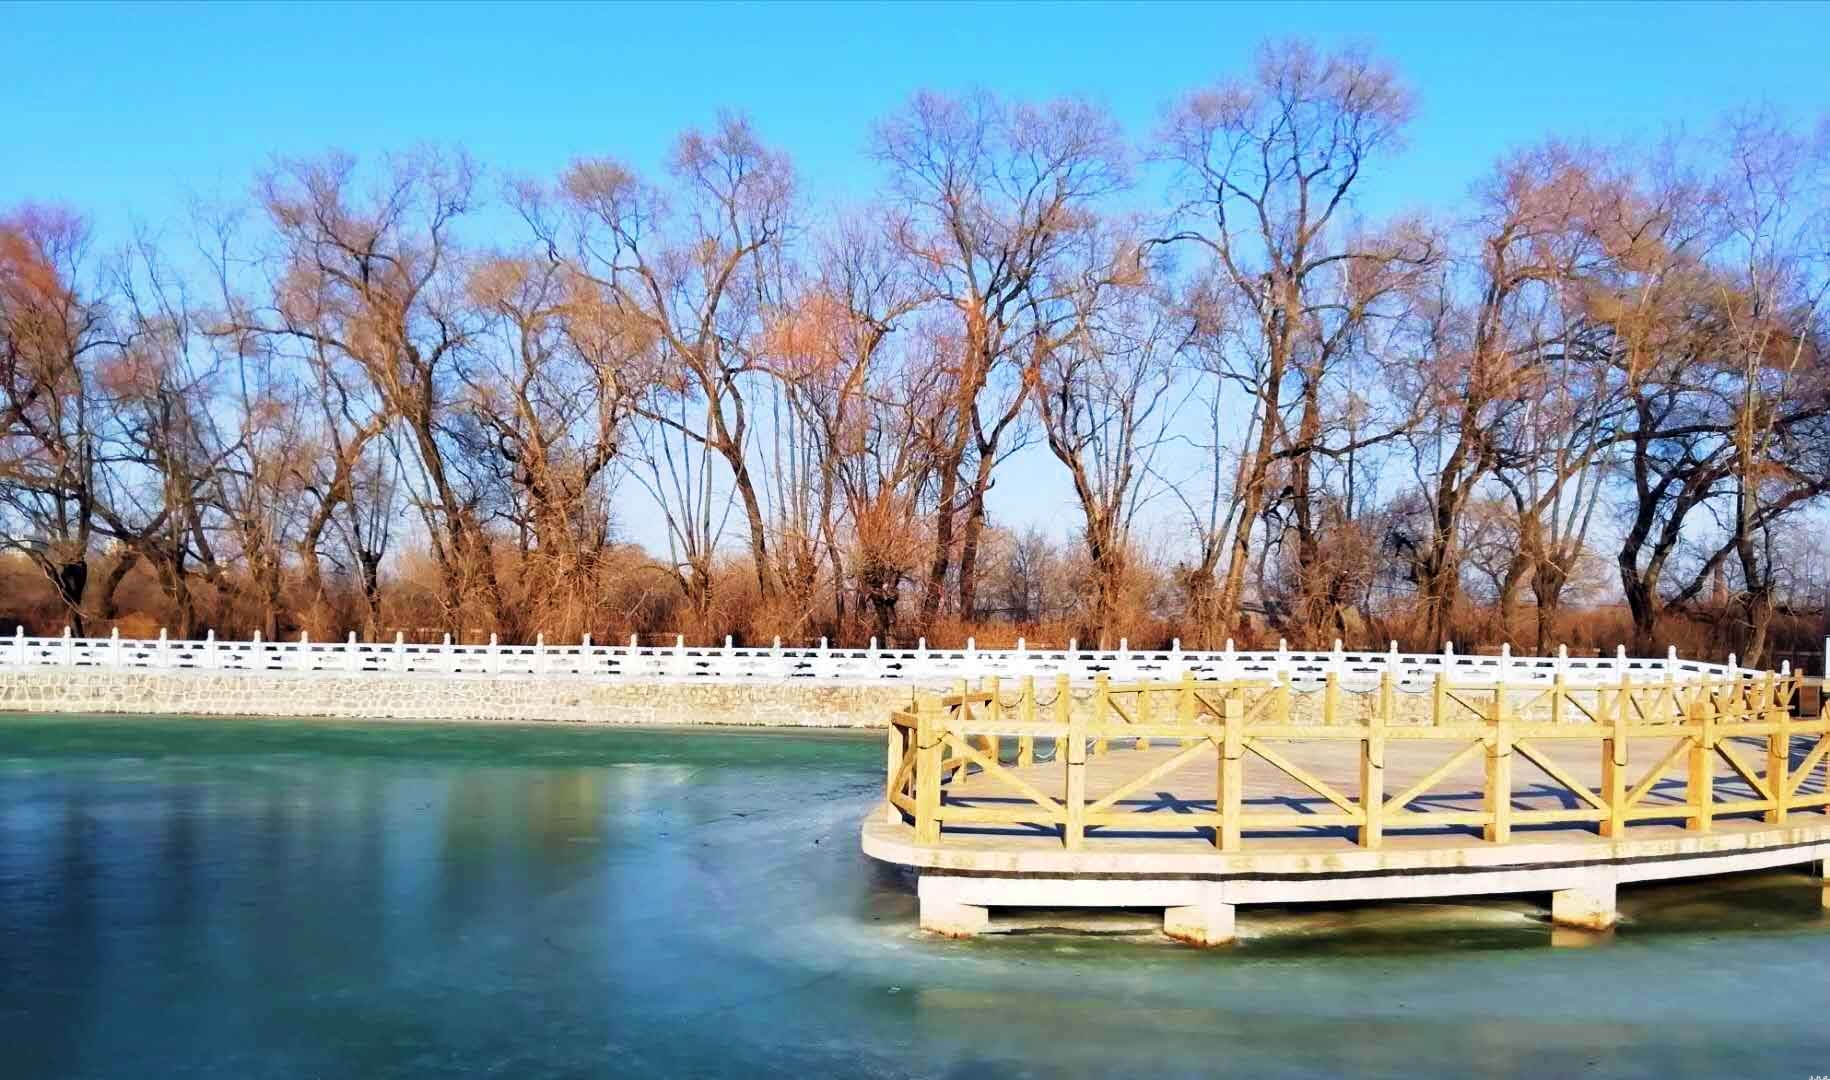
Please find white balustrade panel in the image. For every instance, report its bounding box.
[1,628,1798,690]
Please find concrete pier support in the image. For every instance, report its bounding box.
[1163,887,1236,947]
[917,875,989,938]
[1550,875,1618,930]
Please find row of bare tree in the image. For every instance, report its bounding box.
[4,42,1828,661]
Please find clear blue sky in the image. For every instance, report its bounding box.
[6,0,1828,551]
[9,1,1828,230]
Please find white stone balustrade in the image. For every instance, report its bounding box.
[5,626,1820,690]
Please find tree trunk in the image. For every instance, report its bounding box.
[41,558,89,635]
[918,466,959,632]
[956,478,990,622]
[1530,559,1569,656]
[1496,552,1530,647]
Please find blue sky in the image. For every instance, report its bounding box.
[6,1,1829,554]
[10,1,1828,230]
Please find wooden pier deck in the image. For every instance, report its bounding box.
[863,670,1830,944]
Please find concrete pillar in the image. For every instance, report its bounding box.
[918,875,988,938]
[1550,876,1618,931]
[1163,886,1237,946]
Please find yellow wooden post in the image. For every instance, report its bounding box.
[1688,676,1714,834]
[1053,673,1070,761]
[1766,671,1789,824]
[914,694,943,845]
[1484,683,1512,843]
[1601,673,1629,837]
[1360,672,1388,849]
[949,678,971,783]
[1093,673,1110,756]
[1136,682,1153,751]
[1432,672,1447,726]
[1017,675,1036,767]
[886,706,906,824]
[1323,671,1339,727]
[984,675,1002,766]
[1177,670,1196,727]
[1065,686,1087,849]
[1220,693,1244,851]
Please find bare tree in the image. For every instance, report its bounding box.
[461,253,641,637]
[254,149,500,631]
[1158,39,1419,638]
[875,90,1128,628]
[0,206,112,631]
[523,114,796,621]
[1033,243,1180,642]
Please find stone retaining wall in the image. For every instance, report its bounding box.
[2,668,1775,729]
[0,668,919,727]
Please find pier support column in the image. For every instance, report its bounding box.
[1550,875,1618,930]
[917,875,988,938]
[1163,886,1236,947]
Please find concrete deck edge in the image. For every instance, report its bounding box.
[861,802,1830,888]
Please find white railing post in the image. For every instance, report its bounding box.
[155,627,168,668]
[111,627,122,668]
[1068,638,1080,682]
[205,628,219,669]
[396,631,409,673]
[627,634,639,678]
[1666,645,1677,675]
[441,633,454,674]
[347,631,359,673]
[966,637,979,679]
[1499,642,1511,683]
[579,632,592,676]
[64,626,75,666]
[676,634,690,678]
[1616,644,1628,673]
[1388,640,1400,681]
[769,636,783,679]
[1015,636,1028,678]
[819,636,830,679]
[13,626,24,666]
[723,635,735,679]
[298,631,310,672]
[867,636,880,671]
[1557,644,1568,680]
[916,637,928,680]
[487,633,499,675]
[1223,638,1236,681]
[252,630,263,672]
[1443,640,1454,676]
[535,633,546,675]
[1276,638,1290,682]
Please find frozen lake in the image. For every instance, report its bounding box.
[1,715,1826,1077]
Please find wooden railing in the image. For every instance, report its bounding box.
[885,670,1830,851]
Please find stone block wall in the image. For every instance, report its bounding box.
[0,668,920,728]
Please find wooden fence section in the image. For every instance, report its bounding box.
[885,671,1830,851]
